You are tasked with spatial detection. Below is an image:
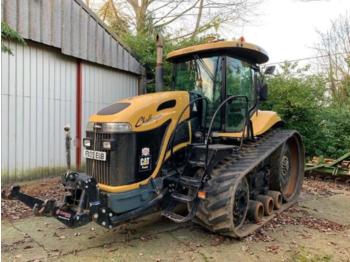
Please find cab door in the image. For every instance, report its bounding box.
[224,57,256,132]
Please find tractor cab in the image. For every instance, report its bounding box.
[167,39,271,136]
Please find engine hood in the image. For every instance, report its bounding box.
[89,91,190,132]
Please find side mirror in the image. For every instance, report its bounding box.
[264,65,275,75]
[259,83,268,101]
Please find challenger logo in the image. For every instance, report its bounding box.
[135,114,162,127]
[139,147,152,172]
[135,115,152,127]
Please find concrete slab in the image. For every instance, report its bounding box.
[299,193,350,225]
[2,188,350,261]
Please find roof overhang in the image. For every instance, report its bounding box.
[166,40,269,64]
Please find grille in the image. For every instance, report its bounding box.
[85,132,112,185]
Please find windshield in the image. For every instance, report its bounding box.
[173,55,222,129]
[173,55,221,103]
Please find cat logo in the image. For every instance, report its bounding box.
[139,147,152,171]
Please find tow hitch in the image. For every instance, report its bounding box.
[2,171,100,228]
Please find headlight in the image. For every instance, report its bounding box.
[102,141,111,150]
[86,122,94,132]
[83,139,91,147]
[102,123,132,133]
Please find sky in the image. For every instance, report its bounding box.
[220,0,350,64]
[90,0,349,66]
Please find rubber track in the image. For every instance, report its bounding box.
[194,129,300,238]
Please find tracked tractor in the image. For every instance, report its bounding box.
[4,39,304,238]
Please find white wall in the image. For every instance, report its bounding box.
[1,42,77,182]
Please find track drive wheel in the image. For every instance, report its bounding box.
[270,135,304,202]
[193,172,249,237]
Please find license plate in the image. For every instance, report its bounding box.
[84,149,107,161]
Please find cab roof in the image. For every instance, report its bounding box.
[166,39,269,64]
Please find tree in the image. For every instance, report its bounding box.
[96,0,261,38]
[98,0,129,35]
[263,62,350,158]
[314,12,350,105]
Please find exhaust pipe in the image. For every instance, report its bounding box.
[247,200,264,223]
[155,34,164,92]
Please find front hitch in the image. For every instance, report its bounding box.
[2,171,101,228]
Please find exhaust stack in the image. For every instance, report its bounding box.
[155,34,164,92]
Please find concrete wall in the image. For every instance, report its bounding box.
[1,42,139,183]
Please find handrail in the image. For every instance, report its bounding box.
[162,95,209,174]
[204,95,249,168]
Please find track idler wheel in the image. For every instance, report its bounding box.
[267,190,282,210]
[247,200,264,223]
[270,134,304,202]
[256,195,274,216]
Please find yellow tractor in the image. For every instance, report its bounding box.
[5,39,304,238]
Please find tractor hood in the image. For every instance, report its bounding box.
[89,91,190,132]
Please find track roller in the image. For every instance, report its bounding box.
[247,200,264,222]
[267,190,282,210]
[256,195,274,216]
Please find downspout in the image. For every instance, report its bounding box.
[155,34,164,92]
[76,60,82,170]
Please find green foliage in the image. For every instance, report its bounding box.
[263,62,350,158]
[1,22,26,55]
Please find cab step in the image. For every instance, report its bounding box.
[188,160,205,167]
[179,176,202,187]
[161,209,195,223]
[171,192,196,203]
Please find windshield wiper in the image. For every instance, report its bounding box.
[194,55,216,82]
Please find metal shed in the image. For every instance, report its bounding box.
[1,0,144,183]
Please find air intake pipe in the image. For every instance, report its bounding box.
[155,34,164,92]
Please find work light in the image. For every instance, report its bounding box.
[83,139,91,147]
[102,123,132,133]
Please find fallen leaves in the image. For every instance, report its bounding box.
[1,177,65,221]
[265,244,280,254]
[303,179,350,196]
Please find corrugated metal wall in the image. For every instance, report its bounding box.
[2,0,142,75]
[1,42,77,183]
[1,42,139,183]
